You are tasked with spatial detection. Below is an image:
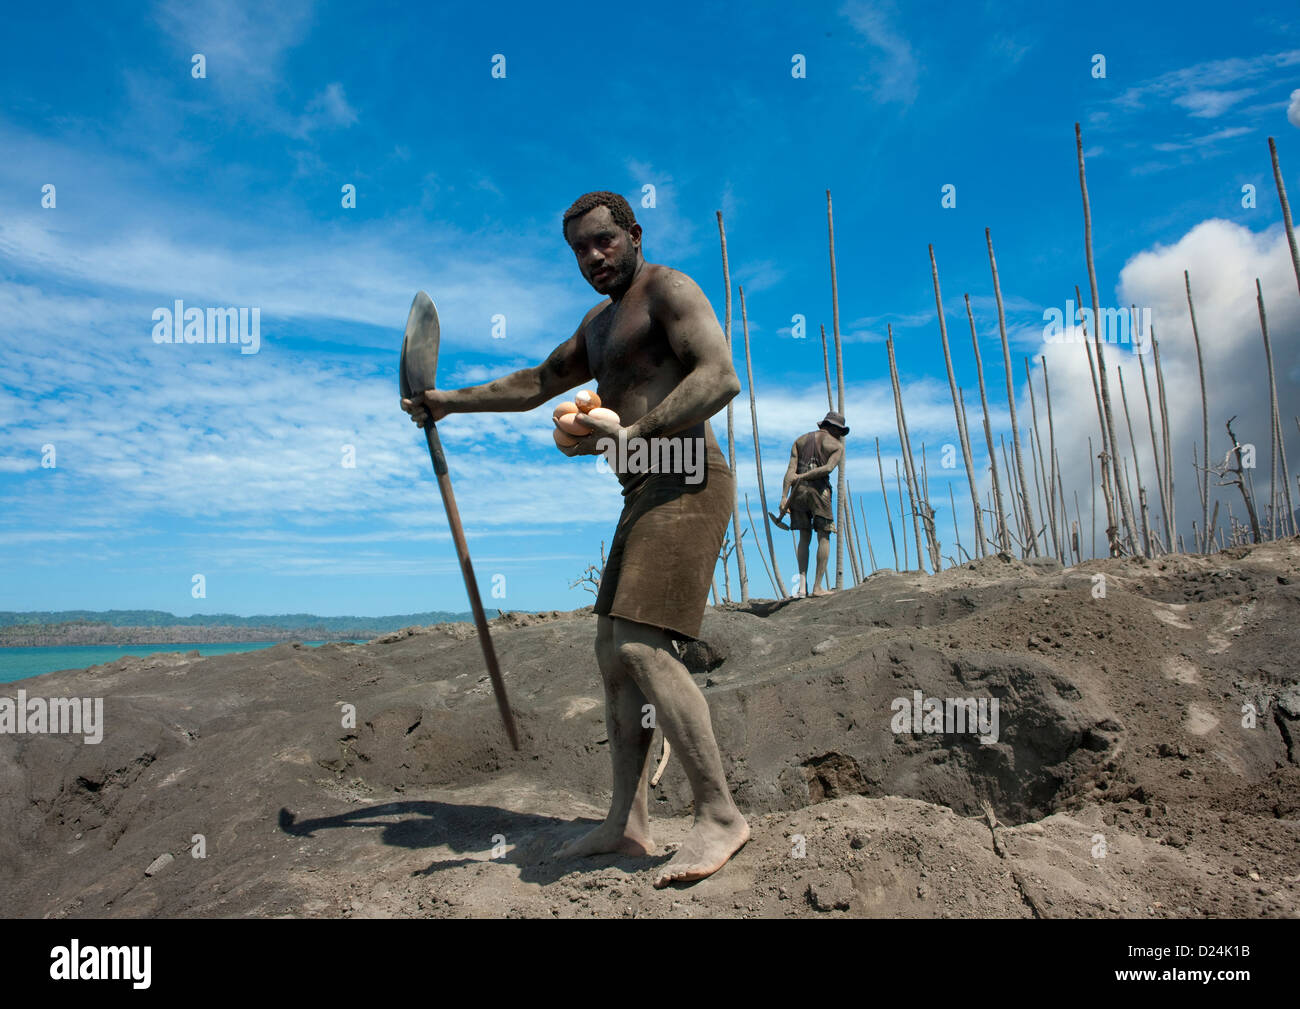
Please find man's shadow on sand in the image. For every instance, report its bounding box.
[279,802,663,885]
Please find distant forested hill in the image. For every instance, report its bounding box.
[0,610,483,646]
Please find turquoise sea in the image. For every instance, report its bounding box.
[0,641,362,684]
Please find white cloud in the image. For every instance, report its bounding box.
[1289,88,1300,129]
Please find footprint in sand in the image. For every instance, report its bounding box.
[1185,703,1218,736]
[1163,656,1201,684]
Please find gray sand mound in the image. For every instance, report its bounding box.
[1,540,1297,917]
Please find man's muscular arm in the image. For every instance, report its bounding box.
[623,269,740,441]
[782,441,800,497]
[401,307,598,424]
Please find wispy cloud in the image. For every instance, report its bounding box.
[840,0,920,106]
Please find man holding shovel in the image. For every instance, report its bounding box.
[400,191,749,887]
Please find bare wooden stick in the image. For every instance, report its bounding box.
[1185,270,1211,551]
[1137,340,1172,550]
[1001,434,1025,546]
[650,737,671,787]
[1077,124,1138,554]
[1025,356,1058,557]
[1151,324,1175,547]
[1215,418,1262,542]
[846,480,868,580]
[858,493,877,571]
[1041,355,1064,563]
[820,324,834,410]
[896,458,911,569]
[826,190,847,589]
[930,245,984,556]
[1118,365,1152,556]
[716,211,747,599]
[1089,435,1096,559]
[949,481,964,562]
[987,228,1038,556]
[887,325,938,570]
[1077,289,1121,555]
[966,294,1009,552]
[1256,278,1295,537]
[744,493,779,597]
[1269,137,1300,298]
[876,437,899,570]
[739,284,786,597]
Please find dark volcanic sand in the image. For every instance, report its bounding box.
[1,541,1297,918]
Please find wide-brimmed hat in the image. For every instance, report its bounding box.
[819,411,849,436]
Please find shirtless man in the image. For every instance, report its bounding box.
[779,412,848,597]
[401,191,749,887]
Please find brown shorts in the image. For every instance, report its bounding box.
[788,481,836,533]
[594,459,734,641]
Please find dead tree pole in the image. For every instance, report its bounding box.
[739,285,786,596]
[826,190,847,589]
[930,245,985,556]
[987,228,1038,556]
[1269,137,1300,298]
[1185,271,1211,552]
[716,211,747,598]
[1257,278,1295,536]
[966,294,1009,551]
[876,437,899,571]
[1077,124,1137,554]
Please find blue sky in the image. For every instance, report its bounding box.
[1,0,1298,617]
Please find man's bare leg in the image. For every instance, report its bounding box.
[811,530,832,595]
[795,529,811,596]
[611,617,749,887]
[555,614,655,858]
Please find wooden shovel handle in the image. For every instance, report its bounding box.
[423,422,521,750]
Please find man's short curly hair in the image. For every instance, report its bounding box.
[562,191,639,241]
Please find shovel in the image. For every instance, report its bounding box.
[400,291,520,750]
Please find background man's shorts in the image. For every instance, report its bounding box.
[594,460,734,642]
[789,481,836,533]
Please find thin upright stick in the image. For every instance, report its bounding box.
[826,190,847,589]
[1042,355,1064,563]
[744,494,779,597]
[896,458,911,569]
[887,325,937,570]
[930,245,984,556]
[1025,356,1057,557]
[1257,278,1295,536]
[876,437,899,571]
[716,212,747,599]
[987,228,1038,556]
[1185,270,1210,551]
[1077,124,1137,553]
[847,481,872,573]
[1077,286,1121,555]
[820,324,834,410]
[1089,436,1097,559]
[949,481,963,563]
[1118,365,1152,556]
[740,285,786,596]
[1138,342,1171,550]
[1151,324,1175,547]
[858,494,877,571]
[1269,137,1300,297]
[966,294,1009,551]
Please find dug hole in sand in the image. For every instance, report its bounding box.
[2,541,1298,918]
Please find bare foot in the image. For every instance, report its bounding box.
[811,587,833,596]
[556,820,654,860]
[653,810,749,887]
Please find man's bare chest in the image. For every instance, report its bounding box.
[584,302,675,382]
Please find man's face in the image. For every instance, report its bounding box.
[566,205,640,294]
